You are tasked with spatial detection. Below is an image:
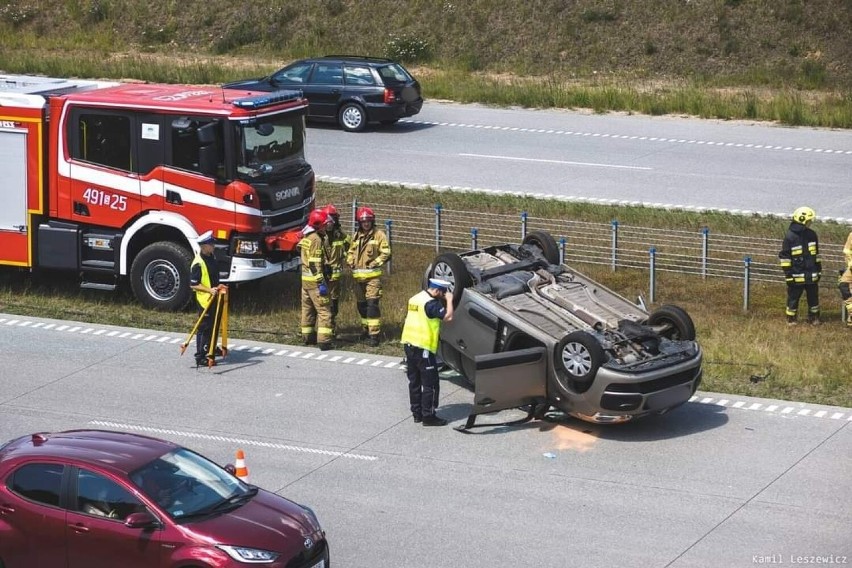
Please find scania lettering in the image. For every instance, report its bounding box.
[0,74,315,309]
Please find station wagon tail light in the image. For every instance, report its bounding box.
[383,88,396,104]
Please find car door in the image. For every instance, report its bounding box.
[439,291,503,379]
[1,462,67,568]
[472,347,548,415]
[305,62,345,119]
[66,468,161,568]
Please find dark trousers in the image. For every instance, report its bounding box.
[195,303,215,361]
[404,344,440,418]
[786,283,819,318]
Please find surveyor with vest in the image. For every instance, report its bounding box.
[346,206,391,346]
[189,230,224,366]
[299,209,335,350]
[779,206,822,325]
[400,278,454,426]
[321,204,350,338]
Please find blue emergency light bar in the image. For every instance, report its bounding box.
[232,89,303,109]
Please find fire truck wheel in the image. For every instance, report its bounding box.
[130,241,193,311]
[338,102,367,132]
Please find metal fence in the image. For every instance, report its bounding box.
[347,200,847,310]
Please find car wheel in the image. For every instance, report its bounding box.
[522,230,560,264]
[554,331,605,386]
[338,102,367,132]
[646,305,696,341]
[130,241,193,311]
[430,253,471,307]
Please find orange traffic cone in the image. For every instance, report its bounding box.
[234,449,249,482]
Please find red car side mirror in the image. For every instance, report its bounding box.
[124,511,159,529]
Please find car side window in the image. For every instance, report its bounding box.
[8,463,64,507]
[309,63,344,85]
[272,63,313,85]
[75,469,145,521]
[344,65,375,86]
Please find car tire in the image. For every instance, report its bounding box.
[522,230,560,264]
[646,304,696,341]
[430,252,471,307]
[130,241,193,311]
[554,331,605,387]
[338,102,367,132]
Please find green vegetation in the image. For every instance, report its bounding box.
[1,183,850,408]
[1,0,851,126]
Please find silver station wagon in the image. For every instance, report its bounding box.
[425,231,703,426]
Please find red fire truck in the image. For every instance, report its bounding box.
[0,74,315,310]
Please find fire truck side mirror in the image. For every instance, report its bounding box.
[198,146,219,178]
[197,122,217,145]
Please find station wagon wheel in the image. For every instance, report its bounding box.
[430,253,471,307]
[646,305,696,341]
[522,230,560,264]
[554,331,605,387]
[338,102,367,132]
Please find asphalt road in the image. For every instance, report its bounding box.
[308,102,852,222]
[1,314,850,567]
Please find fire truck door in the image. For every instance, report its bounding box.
[67,110,141,223]
[0,126,29,265]
[136,114,165,206]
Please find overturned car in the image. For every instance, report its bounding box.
[426,231,703,426]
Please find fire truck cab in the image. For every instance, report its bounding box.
[0,74,315,310]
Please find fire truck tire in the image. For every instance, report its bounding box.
[130,241,193,311]
[338,102,367,132]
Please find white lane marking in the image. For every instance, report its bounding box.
[88,421,377,461]
[459,152,653,171]
[7,316,851,421]
[401,119,852,155]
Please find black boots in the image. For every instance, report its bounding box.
[421,414,448,427]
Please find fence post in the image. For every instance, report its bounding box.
[559,237,567,264]
[434,204,442,253]
[351,198,358,235]
[701,227,709,280]
[520,211,528,240]
[385,219,393,275]
[471,227,478,250]
[611,220,619,271]
[649,247,657,304]
[743,256,751,312]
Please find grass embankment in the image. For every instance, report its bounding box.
[1,0,851,126]
[1,183,850,408]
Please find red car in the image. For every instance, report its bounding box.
[0,430,328,567]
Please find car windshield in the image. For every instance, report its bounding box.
[130,448,251,521]
[234,113,306,181]
[377,63,412,84]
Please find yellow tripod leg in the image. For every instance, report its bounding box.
[220,289,229,356]
[207,292,225,367]
[180,298,212,356]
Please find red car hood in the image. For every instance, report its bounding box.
[183,489,318,555]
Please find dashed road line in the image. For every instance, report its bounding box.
[88,420,378,461]
[6,316,850,421]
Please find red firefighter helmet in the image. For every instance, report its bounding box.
[308,209,329,229]
[356,207,375,222]
[323,204,339,220]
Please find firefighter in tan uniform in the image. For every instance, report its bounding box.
[839,230,852,328]
[321,204,350,338]
[347,206,391,347]
[299,209,334,350]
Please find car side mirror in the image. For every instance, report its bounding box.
[124,511,160,529]
[224,463,236,475]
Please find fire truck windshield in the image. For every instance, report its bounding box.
[235,114,306,180]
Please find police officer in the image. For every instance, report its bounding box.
[839,230,852,328]
[401,278,454,426]
[779,206,822,325]
[299,209,334,350]
[322,204,350,338]
[189,230,224,366]
[346,206,391,347]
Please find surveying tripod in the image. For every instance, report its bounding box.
[180,286,229,368]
